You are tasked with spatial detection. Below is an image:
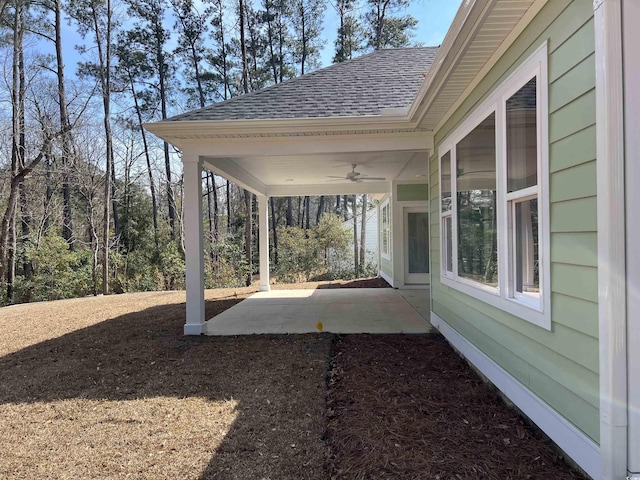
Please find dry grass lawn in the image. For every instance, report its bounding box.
[0,288,330,480]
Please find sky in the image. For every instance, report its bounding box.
[319,0,463,67]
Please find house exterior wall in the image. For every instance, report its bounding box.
[397,184,429,202]
[430,0,599,445]
[392,181,430,288]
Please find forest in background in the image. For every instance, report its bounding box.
[0,0,419,305]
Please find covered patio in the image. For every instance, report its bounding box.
[204,287,431,336]
[146,48,437,335]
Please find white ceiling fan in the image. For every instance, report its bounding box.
[326,164,386,183]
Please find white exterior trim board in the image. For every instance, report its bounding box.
[430,311,601,479]
[623,0,640,473]
[594,0,629,479]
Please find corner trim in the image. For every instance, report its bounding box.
[430,311,600,479]
[594,0,629,478]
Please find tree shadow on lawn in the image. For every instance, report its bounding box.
[0,298,331,480]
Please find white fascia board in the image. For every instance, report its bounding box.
[143,114,419,144]
[179,131,433,158]
[266,181,391,197]
[201,157,266,196]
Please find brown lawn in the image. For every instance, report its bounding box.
[0,279,586,480]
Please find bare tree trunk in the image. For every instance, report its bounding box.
[55,0,75,248]
[316,195,324,225]
[226,180,231,233]
[212,173,219,238]
[359,194,367,275]
[206,171,213,243]
[239,0,249,95]
[343,195,349,221]
[19,182,31,279]
[93,0,115,295]
[270,197,278,265]
[335,195,340,213]
[304,196,310,229]
[244,190,252,286]
[352,195,358,276]
[128,72,159,249]
[43,149,53,235]
[4,2,24,302]
[286,197,293,226]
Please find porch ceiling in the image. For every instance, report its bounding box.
[202,149,430,197]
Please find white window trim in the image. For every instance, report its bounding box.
[438,42,550,330]
[380,199,391,260]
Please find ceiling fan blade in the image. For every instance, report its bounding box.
[326,175,347,179]
[360,177,386,181]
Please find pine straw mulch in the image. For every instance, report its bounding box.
[325,334,587,480]
[0,278,586,480]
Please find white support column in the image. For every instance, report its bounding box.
[623,0,640,475]
[183,154,206,335]
[258,195,270,292]
[594,0,628,478]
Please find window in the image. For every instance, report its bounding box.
[381,200,391,260]
[440,151,453,275]
[438,43,550,329]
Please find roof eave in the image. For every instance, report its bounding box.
[406,0,549,131]
[143,114,422,146]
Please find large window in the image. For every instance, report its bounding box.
[439,44,550,329]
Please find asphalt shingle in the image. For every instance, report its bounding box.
[167,47,439,122]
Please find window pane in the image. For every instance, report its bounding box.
[507,78,537,192]
[445,216,452,273]
[456,113,498,287]
[408,212,429,274]
[441,151,451,212]
[381,204,389,256]
[515,198,539,293]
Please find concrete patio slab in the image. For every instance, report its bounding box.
[205,288,431,335]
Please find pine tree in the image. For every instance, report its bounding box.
[362,0,417,50]
[290,0,325,75]
[333,0,362,62]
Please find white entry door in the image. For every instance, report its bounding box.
[404,207,429,285]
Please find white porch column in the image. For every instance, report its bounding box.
[183,154,206,335]
[258,195,270,292]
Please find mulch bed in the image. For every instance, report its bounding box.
[325,334,587,479]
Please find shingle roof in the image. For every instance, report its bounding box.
[167,47,439,122]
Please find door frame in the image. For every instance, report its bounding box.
[403,206,430,285]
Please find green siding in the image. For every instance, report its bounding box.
[551,232,597,267]
[549,90,595,143]
[380,255,392,278]
[550,160,596,202]
[397,183,429,201]
[549,125,596,173]
[430,0,599,443]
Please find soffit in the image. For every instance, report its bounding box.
[411,0,541,132]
